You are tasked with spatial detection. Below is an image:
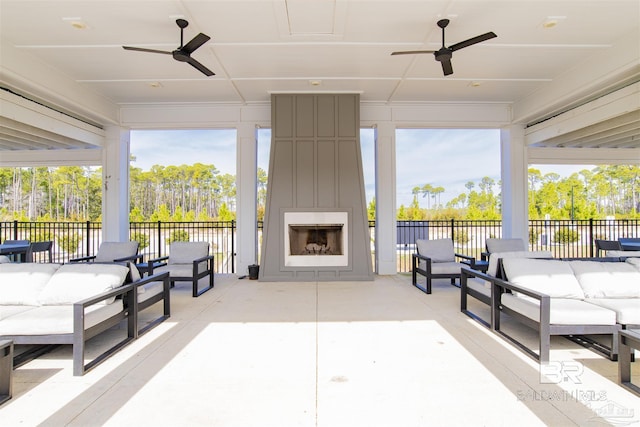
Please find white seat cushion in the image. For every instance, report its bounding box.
[0,263,62,305]
[606,250,640,258]
[38,263,129,305]
[154,263,208,278]
[501,294,616,325]
[501,258,585,299]
[569,260,640,298]
[585,299,640,325]
[0,302,123,335]
[429,261,463,275]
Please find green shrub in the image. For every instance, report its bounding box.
[28,231,53,242]
[58,232,80,254]
[167,230,189,244]
[528,228,539,244]
[553,228,579,244]
[453,230,469,245]
[131,232,149,250]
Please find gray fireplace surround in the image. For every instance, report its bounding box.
[259,94,373,281]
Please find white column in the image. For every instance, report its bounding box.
[236,122,258,275]
[375,122,397,275]
[102,125,130,241]
[500,125,528,240]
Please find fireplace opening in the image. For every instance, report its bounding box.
[288,224,344,256]
[283,211,349,267]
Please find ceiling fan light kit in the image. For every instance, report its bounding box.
[392,19,496,76]
[123,19,215,76]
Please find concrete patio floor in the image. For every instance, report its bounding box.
[1,274,639,426]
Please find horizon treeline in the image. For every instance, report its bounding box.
[0,163,638,222]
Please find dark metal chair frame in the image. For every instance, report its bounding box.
[149,254,214,297]
[26,241,53,263]
[594,239,622,256]
[412,251,477,294]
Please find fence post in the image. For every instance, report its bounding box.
[13,220,18,240]
[157,221,162,257]
[231,220,235,274]
[450,218,455,241]
[589,218,594,257]
[85,220,91,256]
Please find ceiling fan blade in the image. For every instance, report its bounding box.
[441,59,453,76]
[122,46,172,55]
[391,50,436,56]
[449,32,497,52]
[187,57,215,76]
[182,33,210,54]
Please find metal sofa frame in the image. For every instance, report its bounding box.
[461,259,623,363]
[1,272,170,376]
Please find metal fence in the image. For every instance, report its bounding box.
[2,219,638,273]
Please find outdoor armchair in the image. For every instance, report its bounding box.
[26,241,53,263]
[482,238,526,260]
[148,241,214,297]
[595,239,622,257]
[70,241,142,264]
[412,238,476,294]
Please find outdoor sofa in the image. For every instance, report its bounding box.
[0,262,170,375]
[460,250,553,326]
[461,257,640,363]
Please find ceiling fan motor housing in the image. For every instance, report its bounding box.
[435,49,452,62]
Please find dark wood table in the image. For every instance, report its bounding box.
[0,243,30,262]
[461,259,489,272]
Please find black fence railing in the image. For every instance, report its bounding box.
[2,219,638,273]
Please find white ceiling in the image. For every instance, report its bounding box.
[1,0,639,151]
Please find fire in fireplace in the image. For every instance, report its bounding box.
[284,212,349,267]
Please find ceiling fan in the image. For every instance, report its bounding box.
[391,19,496,76]
[123,19,215,76]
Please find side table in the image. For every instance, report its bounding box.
[0,339,13,405]
[461,259,489,273]
[619,329,640,396]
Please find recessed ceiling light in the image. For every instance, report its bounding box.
[309,80,322,86]
[149,82,163,88]
[542,16,566,29]
[62,17,88,30]
[469,81,482,88]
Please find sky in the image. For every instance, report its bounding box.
[130,129,593,208]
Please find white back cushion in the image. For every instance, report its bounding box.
[169,242,210,264]
[416,239,454,263]
[486,238,526,253]
[487,250,553,277]
[38,263,129,305]
[94,241,138,262]
[0,263,62,305]
[501,258,585,299]
[606,250,640,258]
[569,260,640,298]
